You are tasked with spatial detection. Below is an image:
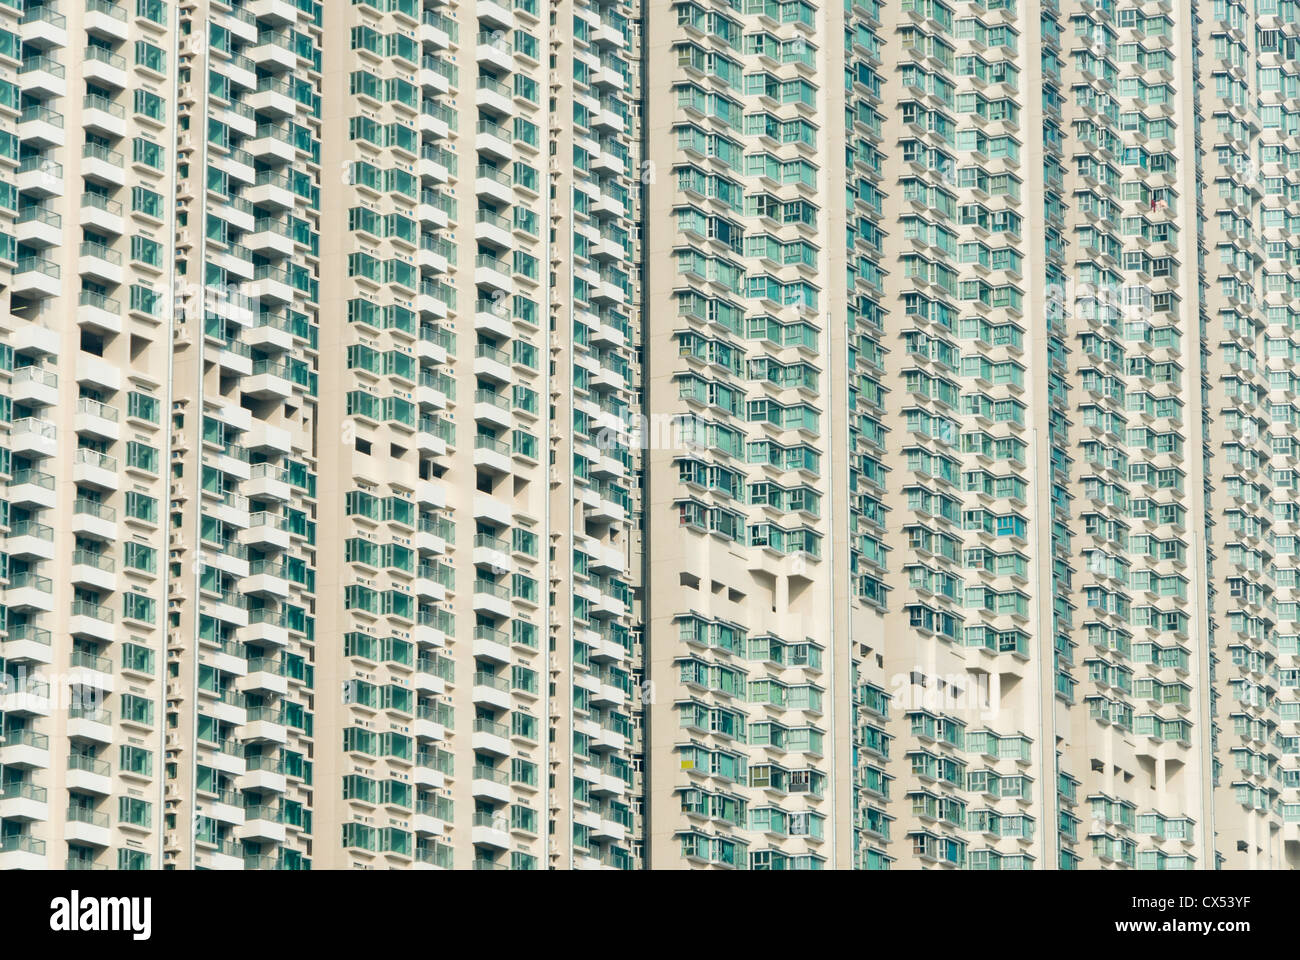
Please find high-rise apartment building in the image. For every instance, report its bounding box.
[0,0,1296,871]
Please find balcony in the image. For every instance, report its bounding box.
[413,658,448,696]
[81,94,125,139]
[0,677,52,717]
[65,805,112,849]
[412,563,447,603]
[415,373,450,412]
[76,353,122,393]
[212,191,255,233]
[70,548,117,593]
[472,626,512,665]
[243,609,290,649]
[248,0,299,25]
[247,77,297,118]
[0,835,47,870]
[417,235,451,275]
[589,766,626,799]
[415,279,452,320]
[81,142,125,189]
[68,649,115,696]
[591,725,628,754]
[82,45,127,89]
[85,0,130,41]
[472,578,513,619]
[197,684,243,727]
[418,141,453,185]
[77,291,123,335]
[592,104,625,135]
[80,193,125,236]
[211,440,253,482]
[244,223,294,268]
[18,54,65,97]
[473,435,513,476]
[69,599,115,644]
[212,239,255,279]
[243,420,293,456]
[412,801,448,837]
[208,491,251,530]
[198,784,244,829]
[475,31,514,74]
[239,706,288,745]
[592,60,626,93]
[77,240,123,286]
[68,706,113,744]
[6,469,55,510]
[5,521,55,563]
[413,613,448,650]
[66,753,113,797]
[202,538,249,582]
[245,173,296,214]
[237,805,287,844]
[591,817,626,843]
[469,500,511,538]
[243,359,295,400]
[73,396,121,442]
[413,756,447,791]
[470,812,511,850]
[473,533,513,575]
[209,590,250,630]
[473,295,515,342]
[209,330,254,378]
[15,157,62,197]
[72,497,118,542]
[201,738,248,778]
[10,367,58,412]
[213,402,257,435]
[414,526,449,566]
[244,464,292,504]
[590,190,625,219]
[414,480,448,511]
[1,625,54,668]
[236,755,288,795]
[205,843,245,872]
[420,10,454,49]
[416,189,451,228]
[415,418,449,457]
[474,255,513,297]
[476,0,514,31]
[474,163,514,205]
[470,764,512,804]
[242,512,292,552]
[591,17,627,48]
[207,636,249,676]
[473,344,513,384]
[17,105,64,148]
[72,448,119,491]
[247,126,297,166]
[6,573,53,613]
[413,705,446,743]
[239,656,290,697]
[0,729,50,771]
[11,257,61,299]
[474,118,513,162]
[15,206,62,248]
[472,673,513,712]
[248,28,298,72]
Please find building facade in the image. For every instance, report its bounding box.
[0,0,1296,870]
